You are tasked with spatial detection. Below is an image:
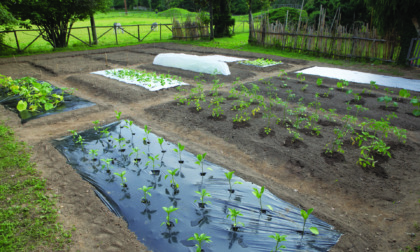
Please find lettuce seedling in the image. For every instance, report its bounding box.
[114,171,127,187]
[188,233,212,252]
[225,171,242,193]
[161,206,179,227]
[138,185,153,204]
[300,208,319,240]
[227,208,244,230]
[268,233,287,252]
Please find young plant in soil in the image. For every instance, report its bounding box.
[286,128,303,143]
[100,158,113,173]
[252,186,272,213]
[208,96,225,118]
[115,110,122,120]
[88,149,98,161]
[225,171,242,193]
[210,78,224,97]
[194,189,211,208]
[377,96,398,109]
[286,89,296,101]
[174,86,188,104]
[146,154,160,175]
[114,171,127,187]
[158,137,166,153]
[323,87,334,98]
[296,72,305,83]
[143,125,151,144]
[188,233,212,252]
[76,135,86,151]
[195,153,212,176]
[112,136,126,152]
[355,105,369,117]
[173,143,185,163]
[410,96,420,116]
[161,206,179,227]
[316,78,323,87]
[268,233,287,252]
[129,147,142,163]
[323,108,338,122]
[100,127,110,139]
[68,129,78,141]
[398,89,411,100]
[227,208,244,231]
[138,185,153,204]
[165,168,179,189]
[300,208,319,240]
[369,81,378,94]
[292,106,307,129]
[188,82,206,112]
[300,84,309,92]
[278,70,289,80]
[262,99,277,134]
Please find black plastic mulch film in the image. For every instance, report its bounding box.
[0,82,95,123]
[54,121,341,252]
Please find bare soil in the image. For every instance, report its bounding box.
[1,43,420,252]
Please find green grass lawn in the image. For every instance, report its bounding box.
[0,123,72,251]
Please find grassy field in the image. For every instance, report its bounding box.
[0,123,73,251]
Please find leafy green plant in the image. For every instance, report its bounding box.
[146,154,160,173]
[114,171,127,187]
[225,171,242,193]
[208,96,225,118]
[268,233,287,252]
[68,129,78,140]
[92,120,101,133]
[129,147,141,163]
[369,81,378,94]
[278,69,289,80]
[300,208,319,239]
[188,233,212,252]
[161,206,179,227]
[252,186,272,213]
[377,96,398,108]
[138,185,153,204]
[323,87,334,97]
[88,149,98,161]
[194,189,211,208]
[158,137,166,152]
[143,125,151,144]
[173,143,185,163]
[195,153,212,175]
[165,168,179,188]
[241,58,282,67]
[100,158,113,173]
[76,135,85,151]
[227,208,244,230]
[286,128,303,143]
[115,110,122,120]
[296,72,305,83]
[300,84,308,92]
[124,119,134,135]
[410,96,420,116]
[316,78,323,87]
[399,89,411,100]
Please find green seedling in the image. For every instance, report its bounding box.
[161,206,179,227]
[277,69,289,80]
[165,168,179,188]
[188,233,212,252]
[286,128,303,143]
[410,96,420,116]
[399,89,411,99]
[92,120,101,133]
[369,81,378,94]
[143,125,151,143]
[100,127,110,138]
[225,171,242,193]
[227,208,244,230]
[252,186,272,212]
[88,149,98,160]
[195,153,213,175]
[114,171,127,187]
[76,135,85,151]
[129,147,141,162]
[68,129,78,140]
[355,105,369,117]
[112,136,126,150]
[158,137,166,152]
[100,158,113,172]
[115,110,122,120]
[301,84,308,92]
[194,189,211,208]
[124,119,134,135]
[300,208,319,239]
[316,78,323,87]
[377,96,398,108]
[138,185,153,203]
[146,154,160,172]
[296,72,305,83]
[173,143,185,162]
[268,233,287,252]
[323,87,334,97]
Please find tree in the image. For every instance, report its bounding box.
[364,0,420,65]
[6,0,111,48]
[80,0,112,45]
[213,0,235,37]
[0,3,18,50]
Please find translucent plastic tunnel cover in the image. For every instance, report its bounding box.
[54,121,341,252]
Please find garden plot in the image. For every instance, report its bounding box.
[54,121,341,252]
[92,68,188,91]
[153,53,248,75]
[239,58,283,68]
[32,56,108,75]
[85,51,156,66]
[298,66,420,92]
[0,62,44,79]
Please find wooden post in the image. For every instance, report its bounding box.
[13,30,20,52]
[138,25,140,41]
[115,27,118,45]
[87,27,91,46]
[160,24,162,40]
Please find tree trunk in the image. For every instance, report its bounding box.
[124,0,128,15]
[209,0,214,40]
[90,13,98,45]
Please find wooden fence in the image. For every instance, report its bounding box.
[172,18,209,40]
[407,38,420,67]
[251,13,400,62]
